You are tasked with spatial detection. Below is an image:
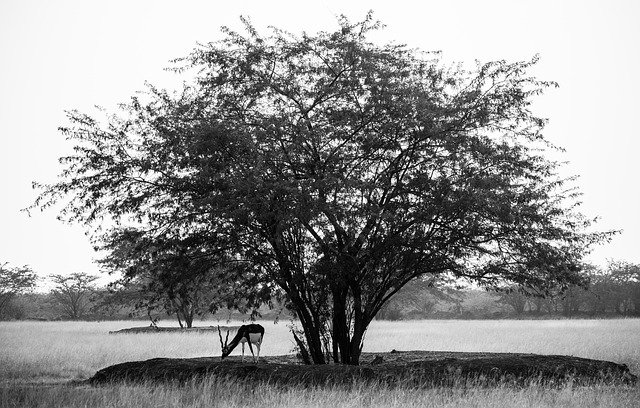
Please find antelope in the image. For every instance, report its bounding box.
[218,324,264,363]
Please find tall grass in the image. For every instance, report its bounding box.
[1,319,639,407]
[2,377,639,408]
[0,320,293,381]
[1,319,639,382]
[366,319,640,374]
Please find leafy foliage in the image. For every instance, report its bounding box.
[33,14,611,363]
[50,273,98,319]
[98,228,271,327]
[0,262,37,318]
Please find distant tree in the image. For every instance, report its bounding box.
[459,290,507,318]
[607,261,640,315]
[582,268,618,314]
[527,295,546,315]
[98,228,271,328]
[568,262,640,316]
[559,284,587,317]
[495,287,539,315]
[50,273,98,319]
[90,285,141,319]
[587,261,640,316]
[0,262,37,318]
[33,15,613,364]
[376,276,454,320]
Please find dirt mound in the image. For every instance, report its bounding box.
[87,351,636,387]
[109,326,238,334]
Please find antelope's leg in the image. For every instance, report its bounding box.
[241,343,245,362]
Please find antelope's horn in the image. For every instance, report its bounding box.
[225,329,230,345]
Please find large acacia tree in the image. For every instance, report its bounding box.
[34,15,609,364]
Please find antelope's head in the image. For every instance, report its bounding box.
[217,325,231,359]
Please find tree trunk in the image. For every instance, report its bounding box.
[180,299,194,328]
[332,293,351,364]
[348,327,365,365]
[172,300,184,328]
[184,309,194,328]
[330,288,370,365]
[298,319,325,364]
[289,294,326,364]
[67,292,81,319]
[331,317,368,365]
[292,331,311,364]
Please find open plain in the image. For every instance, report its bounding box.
[1,319,639,407]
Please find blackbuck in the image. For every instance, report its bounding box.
[218,324,264,363]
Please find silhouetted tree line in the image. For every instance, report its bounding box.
[0,265,279,323]
[2,261,638,321]
[377,262,640,319]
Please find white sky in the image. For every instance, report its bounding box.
[1,0,639,288]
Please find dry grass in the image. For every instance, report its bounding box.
[0,320,294,381]
[1,319,639,407]
[2,378,639,408]
[366,319,640,375]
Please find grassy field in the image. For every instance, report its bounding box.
[1,319,639,407]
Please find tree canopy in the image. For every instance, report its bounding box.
[33,14,610,364]
[98,228,270,327]
[0,262,37,316]
[50,272,98,319]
